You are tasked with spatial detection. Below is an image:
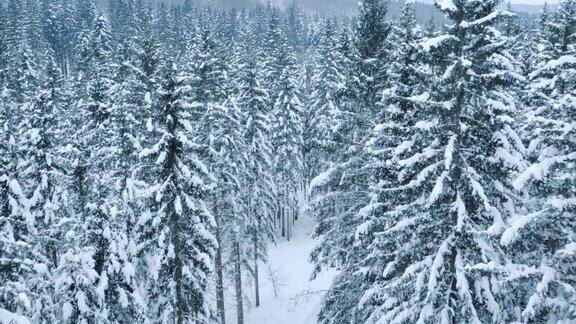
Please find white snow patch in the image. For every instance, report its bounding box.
[408,92,430,103]
[444,134,457,170]
[437,0,456,12]
[310,167,334,190]
[421,35,457,52]
[514,153,576,190]
[460,11,510,28]
[0,309,30,324]
[501,211,542,246]
[242,213,336,324]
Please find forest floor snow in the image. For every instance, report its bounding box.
[241,213,337,324]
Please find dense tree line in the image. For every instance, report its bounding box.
[0,0,574,323]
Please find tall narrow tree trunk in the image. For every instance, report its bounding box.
[215,211,226,324]
[281,203,286,237]
[303,179,309,205]
[171,203,184,324]
[447,69,465,324]
[287,207,291,241]
[293,195,298,223]
[254,231,260,307]
[276,200,281,232]
[165,137,184,324]
[234,242,244,324]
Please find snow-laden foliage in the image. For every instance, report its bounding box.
[0,0,574,323]
[503,0,576,321]
[310,0,574,323]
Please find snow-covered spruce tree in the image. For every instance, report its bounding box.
[76,0,96,31]
[0,23,9,271]
[187,28,228,134]
[262,6,291,105]
[86,40,152,322]
[271,44,304,242]
[515,28,538,80]
[0,2,7,87]
[347,1,527,322]
[284,0,306,53]
[424,14,439,38]
[232,26,277,310]
[357,4,430,320]
[514,4,550,142]
[138,59,216,323]
[502,0,576,321]
[108,0,134,40]
[0,86,23,320]
[41,57,101,323]
[43,0,77,76]
[351,0,391,131]
[129,7,159,133]
[218,9,239,46]
[84,14,114,124]
[12,57,72,322]
[204,98,249,324]
[312,4,432,322]
[10,0,50,65]
[304,18,344,196]
[183,28,233,323]
[308,0,385,288]
[0,35,41,324]
[330,27,356,157]
[261,9,302,238]
[39,12,103,324]
[0,6,61,318]
[68,14,122,321]
[500,2,527,58]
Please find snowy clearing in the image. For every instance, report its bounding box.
[243,214,336,324]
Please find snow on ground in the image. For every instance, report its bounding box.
[0,308,30,324]
[243,212,337,324]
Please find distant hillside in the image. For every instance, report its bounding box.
[192,0,258,9]
[263,0,547,16]
[190,0,544,24]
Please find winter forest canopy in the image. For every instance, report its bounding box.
[0,0,575,323]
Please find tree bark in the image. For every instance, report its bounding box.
[447,41,465,323]
[168,192,184,324]
[281,203,286,238]
[173,228,184,324]
[164,112,185,324]
[287,207,291,242]
[234,242,244,324]
[254,231,260,307]
[215,210,226,324]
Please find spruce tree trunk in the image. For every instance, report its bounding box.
[254,231,260,307]
[287,207,291,241]
[173,227,184,324]
[447,66,465,324]
[281,202,286,238]
[166,136,184,324]
[215,210,226,324]
[293,195,298,222]
[169,192,184,324]
[74,165,87,218]
[234,242,244,324]
[276,200,281,233]
[303,179,309,205]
